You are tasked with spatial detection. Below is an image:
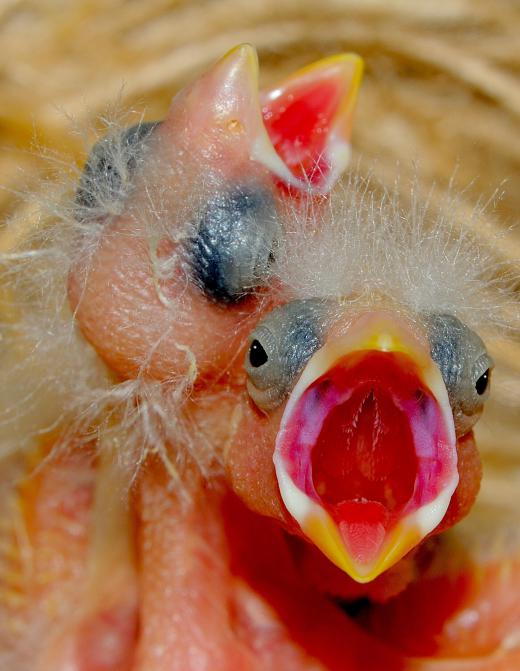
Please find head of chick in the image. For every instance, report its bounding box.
[67,45,496,586]
[235,300,491,582]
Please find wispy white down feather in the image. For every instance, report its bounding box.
[0,120,518,492]
[276,171,519,337]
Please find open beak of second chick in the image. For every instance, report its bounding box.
[175,43,363,194]
[273,313,458,583]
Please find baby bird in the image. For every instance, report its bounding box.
[0,44,518,671]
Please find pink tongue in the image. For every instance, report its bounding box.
[336,501,388,565]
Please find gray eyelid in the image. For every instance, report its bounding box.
[186,185,281,303]
[473,353,493,380]
[253,324,276,349]
[245,298,330,411]
[426,312,492,435]
[75,120,159,218]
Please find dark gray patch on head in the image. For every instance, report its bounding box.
[75,120,160,217]
[187,186,281,303]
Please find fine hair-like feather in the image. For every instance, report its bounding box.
[0,117,519,491]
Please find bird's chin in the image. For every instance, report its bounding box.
[274,314,459,583]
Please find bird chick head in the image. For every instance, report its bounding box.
[67,45,496,584]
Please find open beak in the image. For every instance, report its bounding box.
[170,44,363,195]
[274,313,458,583]
[262,52,363,193]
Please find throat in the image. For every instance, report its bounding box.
[311,385,418,525]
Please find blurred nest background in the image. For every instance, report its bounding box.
[0,0,519,506]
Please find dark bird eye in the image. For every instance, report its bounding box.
[245,299,328,411]
[475,369,490,395]
[249,339,268,367]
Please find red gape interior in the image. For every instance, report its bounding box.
[263,79,343,183]
[306,352,436,562]
[312,384,418,524]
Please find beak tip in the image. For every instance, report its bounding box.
[303,506,422,584]
[221,43,259,74]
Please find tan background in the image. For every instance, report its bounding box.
[0,0,519,504]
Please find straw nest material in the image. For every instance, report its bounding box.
[0,0,519,505]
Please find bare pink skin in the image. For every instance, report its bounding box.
[0,447,138,671]
[132,461,406,671]
[4,46,517,670]
[3,440,516,671]
[63,44,488,662]
[69,206,267,384]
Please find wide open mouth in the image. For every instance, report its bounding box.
[274,321,458,583]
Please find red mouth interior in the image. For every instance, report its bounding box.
[312,385,418,518]
[263,79,343,184]
[308,352,427,563]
